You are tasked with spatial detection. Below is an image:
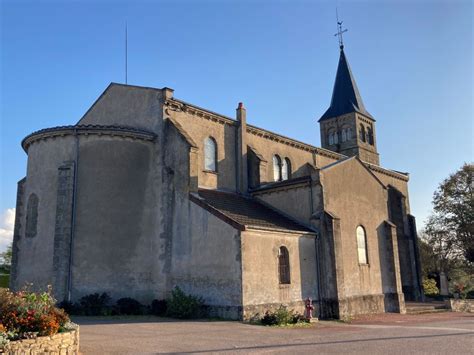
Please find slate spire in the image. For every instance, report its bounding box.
[319,48,373,121]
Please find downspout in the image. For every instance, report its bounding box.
[67,128,79,302]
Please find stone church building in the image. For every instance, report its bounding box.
[11,46,423,319]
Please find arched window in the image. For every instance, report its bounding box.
[333,131,339,144]
[278,246,291,284]
[273,155,282,181]
[281,158,291,181]
[26,193,39,238]
[204,137,217,172]
[367,127,374,145]
[328,132,334,145]
[341,127,352,142]
[359,124,366,142]
[356,226,368,264]
[346,127,352,140]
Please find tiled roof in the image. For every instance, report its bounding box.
[195,189,314,233]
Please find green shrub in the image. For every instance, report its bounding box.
[0,275,9,288]
[423,278,439,296]
[166,287,204,319]
[260,305,307,326]
[151,299,167,316]
[78,293,111,316]
[115,298,143,315]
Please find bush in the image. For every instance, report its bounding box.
[0,286,70,340]
[166,287,204,319]
[0,274,9,288]
[151,299,167,316]
[78,293,111,316]
[115,298,143,315]
[423,278,439,296]
[260,305,307,326]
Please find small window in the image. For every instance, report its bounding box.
[204,137,217,172]
[278,246,291,284]
[333,131,338,144]
[281,158,291,181]
[359,124,366,142]
[367,127,374,145]
[26,193,39,238]
[273,155,282,181]
[328,132,334,145]
[356,226,368,264]
[341,127,352,142]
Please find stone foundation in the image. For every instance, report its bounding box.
[445,299,474,313]
[242,300,314,321]
[206,305,242,320]
[6,328,79,354]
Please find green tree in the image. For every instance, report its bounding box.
[0,244,12,274]
[424,163,474,263]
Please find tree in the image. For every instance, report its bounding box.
[0,243,12,274]
[424,163,474,263]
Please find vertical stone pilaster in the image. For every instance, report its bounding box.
[10,178,26,290]
[53,161,75,302]
[236,103,248,194]
[384,220,406,313]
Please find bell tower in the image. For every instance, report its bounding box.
[319,22,379,165]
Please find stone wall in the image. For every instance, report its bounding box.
[6,329,79,354]
[445,299,474,313]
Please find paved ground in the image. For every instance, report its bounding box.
[74,312,474,354]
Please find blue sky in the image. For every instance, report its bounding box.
[1,0,472,251]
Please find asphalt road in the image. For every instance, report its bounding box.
[74,312,473,354]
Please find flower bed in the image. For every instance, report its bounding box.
[0,287,79,353]
[5,326,79,354]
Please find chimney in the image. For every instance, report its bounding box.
[236,102,248,194]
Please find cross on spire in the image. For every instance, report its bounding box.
[334,9,348,50]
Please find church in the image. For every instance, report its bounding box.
[10,44,423,320]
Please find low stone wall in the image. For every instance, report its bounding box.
[242,300,311,321]
[6,328,79,354]
[445,299,474,313]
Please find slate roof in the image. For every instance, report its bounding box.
[319,48,373,121]
[195,189,314,233]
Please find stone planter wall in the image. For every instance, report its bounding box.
[5,328,79,354]
[445,299,474,313]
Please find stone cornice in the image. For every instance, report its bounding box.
[246,125,345,160]
[165,99,236,126]
[366,162,409,182]
[166,98,344,160]
[22,125,156,152]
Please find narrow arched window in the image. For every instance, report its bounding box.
[281,158,291,181]
[26,193,39,238]
[346,127,352,140]
[333,131,339,144]
[359,124,366,142]
[204,137,217,172]
[341,128,347,142]
[278,246,290,284]
[367,127,374,145]
[356,226,368,264]
[328,130,335,145]
[273,155,282,181]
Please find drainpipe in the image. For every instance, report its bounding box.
[67,128,79,302]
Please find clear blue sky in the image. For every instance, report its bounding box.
[1,0,472,245]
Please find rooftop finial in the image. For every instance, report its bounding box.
[334,8,348,50]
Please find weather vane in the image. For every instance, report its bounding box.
[334,8,348,50]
